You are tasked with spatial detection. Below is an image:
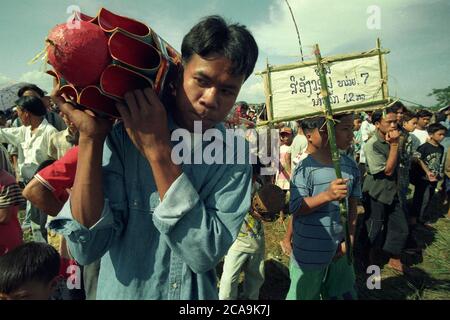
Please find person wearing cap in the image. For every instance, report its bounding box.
[276,126,293,222]
[219,178,285,300]
[0,96,58,240]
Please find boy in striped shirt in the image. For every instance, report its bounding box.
[287,113,360,300]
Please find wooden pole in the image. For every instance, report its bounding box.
[313,44,353,265]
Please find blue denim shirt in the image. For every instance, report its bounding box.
[49,118,252,300]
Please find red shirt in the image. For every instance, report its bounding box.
[0,170,26,256]
[35,146,78,202]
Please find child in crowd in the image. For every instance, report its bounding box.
[411,110,433,146]
[219,177,285,300]
[276,127,293,191]
[411,123,447,226]
[287,113,360,300]
[0,164,26,256]
[351,115,363,163]
[398,111,418,219]
[0,242,60,300]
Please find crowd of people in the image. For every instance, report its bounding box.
[0,15,448,300]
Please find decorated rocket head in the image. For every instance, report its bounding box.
[45,8,181,118]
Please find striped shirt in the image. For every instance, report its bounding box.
[289,154,361,270]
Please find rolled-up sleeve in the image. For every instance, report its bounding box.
[48,128,127,265]
[153,164,252,274]
[48,197,124,265]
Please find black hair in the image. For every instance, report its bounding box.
[181,15,258,80]
[17,84,46,98]
[301,113,351,133]
[0,242,60,294]
[390,101,406,113]
[427,123,447,135]
[402,110,417,123]
[15,96,47,117]
[416,109,433,118]
[372,107,396,124]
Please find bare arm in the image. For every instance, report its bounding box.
[53,93,112,228]
[294,178,348,216]
[22,178,64,217]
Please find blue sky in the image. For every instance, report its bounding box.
[0,0,449,107]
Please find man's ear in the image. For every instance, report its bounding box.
[48,275,61,293]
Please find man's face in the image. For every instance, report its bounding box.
[0,280,55,300]
[431,129,446,144]
[174,54,245,132]
[396,109,404,122]
[418,116,431,129]
[16,107,30,126]
[376,112,398,135]
[403,117,418,133]
[335,114,354,150]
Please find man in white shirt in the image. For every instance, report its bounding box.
[0,96,57,238]
[411,109,432,146]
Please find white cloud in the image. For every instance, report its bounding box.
[18,70,54,94]
[0,74,14,88]
[238,79,265,104]
[250,0,444,58]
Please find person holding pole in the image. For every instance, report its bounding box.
[286,113,360,300]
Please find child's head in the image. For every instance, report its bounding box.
[0,242,60,300]
[353,114,363,131]
[402,110,418,133]
[301,113,354,151]
[427,123,447,144]
[251,184,285,222]
[279,127,293,145]
[372,107,397,136]
[416,110,433,129]
[391,101,407,123]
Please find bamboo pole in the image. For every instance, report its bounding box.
[256,48,390,75]
[314,44,353,265]
[255,99,390,127]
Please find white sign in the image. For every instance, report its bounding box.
[267,54,386,120]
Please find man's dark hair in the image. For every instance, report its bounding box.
[0,242,60,294]
[301,113,351,133]
[372,107,396,124]
[17,84,46,98]
[416,109,433,118]
[427,123,447,135]
[402,110,417,123]
[391,101,407,113]
[15,96,47,117]
[181,15,258,80]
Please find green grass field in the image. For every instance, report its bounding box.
[260,194,450,300]
[20,190,450,300]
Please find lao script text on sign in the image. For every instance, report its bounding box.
[267,54,386,120]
